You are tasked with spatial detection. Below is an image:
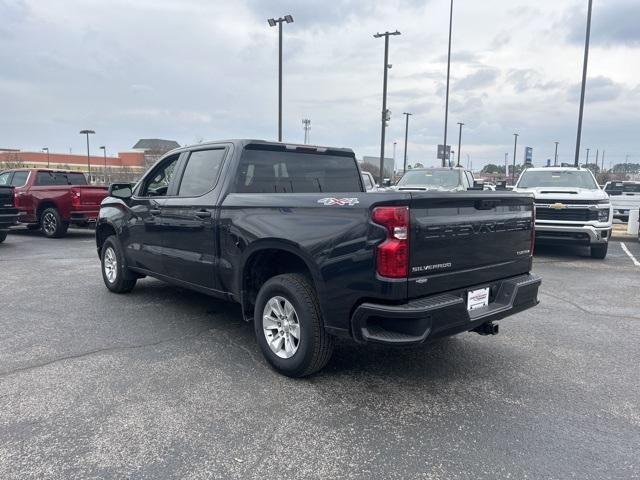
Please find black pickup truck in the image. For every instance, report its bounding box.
[0,185,20,243]
[96,140,541,376]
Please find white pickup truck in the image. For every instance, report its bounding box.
[514,167,613,258]
[603,181,640,222]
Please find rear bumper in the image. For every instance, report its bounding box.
[0,209,19,230]
[69,211,99,223]
[535,223,611,245]
[351,273,541,345]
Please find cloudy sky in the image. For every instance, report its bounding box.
[1,0,639,170]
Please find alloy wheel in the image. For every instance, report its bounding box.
[262,296,301,359]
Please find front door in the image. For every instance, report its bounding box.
[124,153,182,276]
[160,147,227,290]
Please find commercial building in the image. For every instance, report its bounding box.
[0,138,180,184]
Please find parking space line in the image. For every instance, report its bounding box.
[620,243,640,267]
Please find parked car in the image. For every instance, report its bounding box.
[0,185,20,243]
[390,167,476,191]
[96,139,541,377]
[513,167,612,258]
[603,181,640,222]
[0,169,109,238]
[361,171,387,192]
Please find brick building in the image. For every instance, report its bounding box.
[0,138,179,184]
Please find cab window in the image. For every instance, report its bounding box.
[177,148,225,197]
[11,171,29,187]
[0,172,10,185]
[139,154,180,197]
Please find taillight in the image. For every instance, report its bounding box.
[530,204,536,256]
[372,206,409,278]
[71,189,81,208]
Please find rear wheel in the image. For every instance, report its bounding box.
[101,235,137,293]
[590,243,608,259]
[41,208,68,238]
[254,273,333,377]
[0,231,7,243]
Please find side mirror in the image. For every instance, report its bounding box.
[109,183,133,200]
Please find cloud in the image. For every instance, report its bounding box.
[455,68,499,91]
[565,0,640,47]
[507,69,562,93]
[567,76,623,103]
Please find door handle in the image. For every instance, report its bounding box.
[149,209,161,215]
[195,210,212,218]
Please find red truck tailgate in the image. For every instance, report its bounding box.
[72,186,108,208]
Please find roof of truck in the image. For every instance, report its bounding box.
[173,139,355,155]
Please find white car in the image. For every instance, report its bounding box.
[514,167,612,259]
[603,181,640,222]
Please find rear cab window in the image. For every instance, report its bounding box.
[178,148,226,197]
[35,171,87,186]
[235,145,362,193]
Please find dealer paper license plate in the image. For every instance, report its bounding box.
[467,287,490,311]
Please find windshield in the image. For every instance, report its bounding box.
[517,170,598,189]
[396,169,461,189]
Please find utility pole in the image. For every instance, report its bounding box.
[512,133,519,184]
[554,142,559,166]
[456,122,464,167]
[267,15,294,142]
[302,118,311,144]
[442,0,454,167]
[402,112,412,174]
[374,30,401,185]
[595,149,599,172]
[601,150,606,172]
[574,0,593,167]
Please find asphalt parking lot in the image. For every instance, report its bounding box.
[1,229,639,479]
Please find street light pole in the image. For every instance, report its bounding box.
[456,122,464,167]
[374,30,401,185]
[42,147,49,168]
[79,129,95,181]
[442,0,454,168]
[585,148,590,168]
[402,112,412,174]
[267,15,294,142]
[574,0,593,167]
[554,142,559,166]
[512,133,519,184]
[100,146,107,183]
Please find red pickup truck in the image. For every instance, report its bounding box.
[0,169,108,238]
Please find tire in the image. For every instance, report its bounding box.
[101,235,137,293]
[0,231,7,243]
[254,273,334,377]
[590,243,608,259]
[40,208,68,238]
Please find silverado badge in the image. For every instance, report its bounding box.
[549,202,567,210]
[317,197,360,206]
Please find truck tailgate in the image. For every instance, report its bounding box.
[408,192,534,298]
[74,186,108,208]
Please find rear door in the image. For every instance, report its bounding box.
[161,146,227,290]
[408,192,534,298]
